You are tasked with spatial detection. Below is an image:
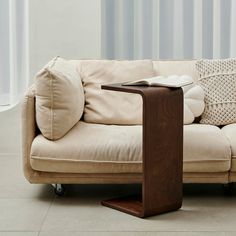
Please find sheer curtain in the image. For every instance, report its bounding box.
[0,0,29,109]
[101,0,236,60]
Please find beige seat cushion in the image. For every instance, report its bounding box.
[79,60,155,125]
[30,122,231,174]
[183,124,231,172]
[221,124,236,172]
[35,57,84,140]
[30,122,142,173]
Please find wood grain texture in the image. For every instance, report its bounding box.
[102,195,142,217]
[101,83,183,218]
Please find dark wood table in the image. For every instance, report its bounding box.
[101,83,183,218]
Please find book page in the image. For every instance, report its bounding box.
[144,76,165,84]
[123,75,193,87]
[123,76,165,86]
[150,75,193,87]
[123,79,148,85]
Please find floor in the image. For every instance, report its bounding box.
[1,155,236,236]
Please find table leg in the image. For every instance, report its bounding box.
[102,88,183,218]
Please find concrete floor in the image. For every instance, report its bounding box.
[1,154,236,236]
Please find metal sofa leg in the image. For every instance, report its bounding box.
[52,184,66,196]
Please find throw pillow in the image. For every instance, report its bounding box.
[196,59,236,125]
[35,57,84,140]
[182,84,205,124]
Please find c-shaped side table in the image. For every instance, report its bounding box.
[101,84,183,218]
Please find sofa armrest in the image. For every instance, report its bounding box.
[21,84,38,182]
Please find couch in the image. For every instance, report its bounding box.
[22,59,236,194]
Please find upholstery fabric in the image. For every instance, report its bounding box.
[196,59,236,125]
[21,85,39,181]
[79,60,154,125]
[221,124,236,171]
[30,122,142,173]
[35,57,84,140]
[30,122,231,174]
[183,124,231,172]
[183,172,229,184]
[79,59,203,125]
[182,84,205,124]
[230,172,236,182]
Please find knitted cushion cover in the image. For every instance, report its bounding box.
[196,59,236,125]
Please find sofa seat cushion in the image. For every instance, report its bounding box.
[30,122,142,173]
[183,124,231,172]
[221,124,236,172]
[31,122,231,174]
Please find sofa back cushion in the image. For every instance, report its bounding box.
[153,60,198,81]
[79,59,202,125]
[79,60,155,125]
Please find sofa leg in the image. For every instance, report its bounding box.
[52,184,65,196]
[223,183,234,195]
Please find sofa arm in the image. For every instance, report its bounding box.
[21,84,38,182]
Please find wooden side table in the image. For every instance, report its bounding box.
[101,83,183,218]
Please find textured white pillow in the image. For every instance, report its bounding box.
[183,84,205,124]
[35,57,84,140]
[196,59,236,125]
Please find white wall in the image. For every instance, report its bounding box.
[29,0,101,79]
[0,0,101,155]
[0,105,21,155]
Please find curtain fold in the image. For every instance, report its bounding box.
[0,0,29,108]
[231,0,236,57]
[102,0,236,60]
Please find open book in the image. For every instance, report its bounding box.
[123,75,193,88]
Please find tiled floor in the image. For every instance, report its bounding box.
[1,155,236,236]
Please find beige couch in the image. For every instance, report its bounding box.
[22,60,236,193]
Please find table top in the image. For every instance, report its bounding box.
[101,83,180,96]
